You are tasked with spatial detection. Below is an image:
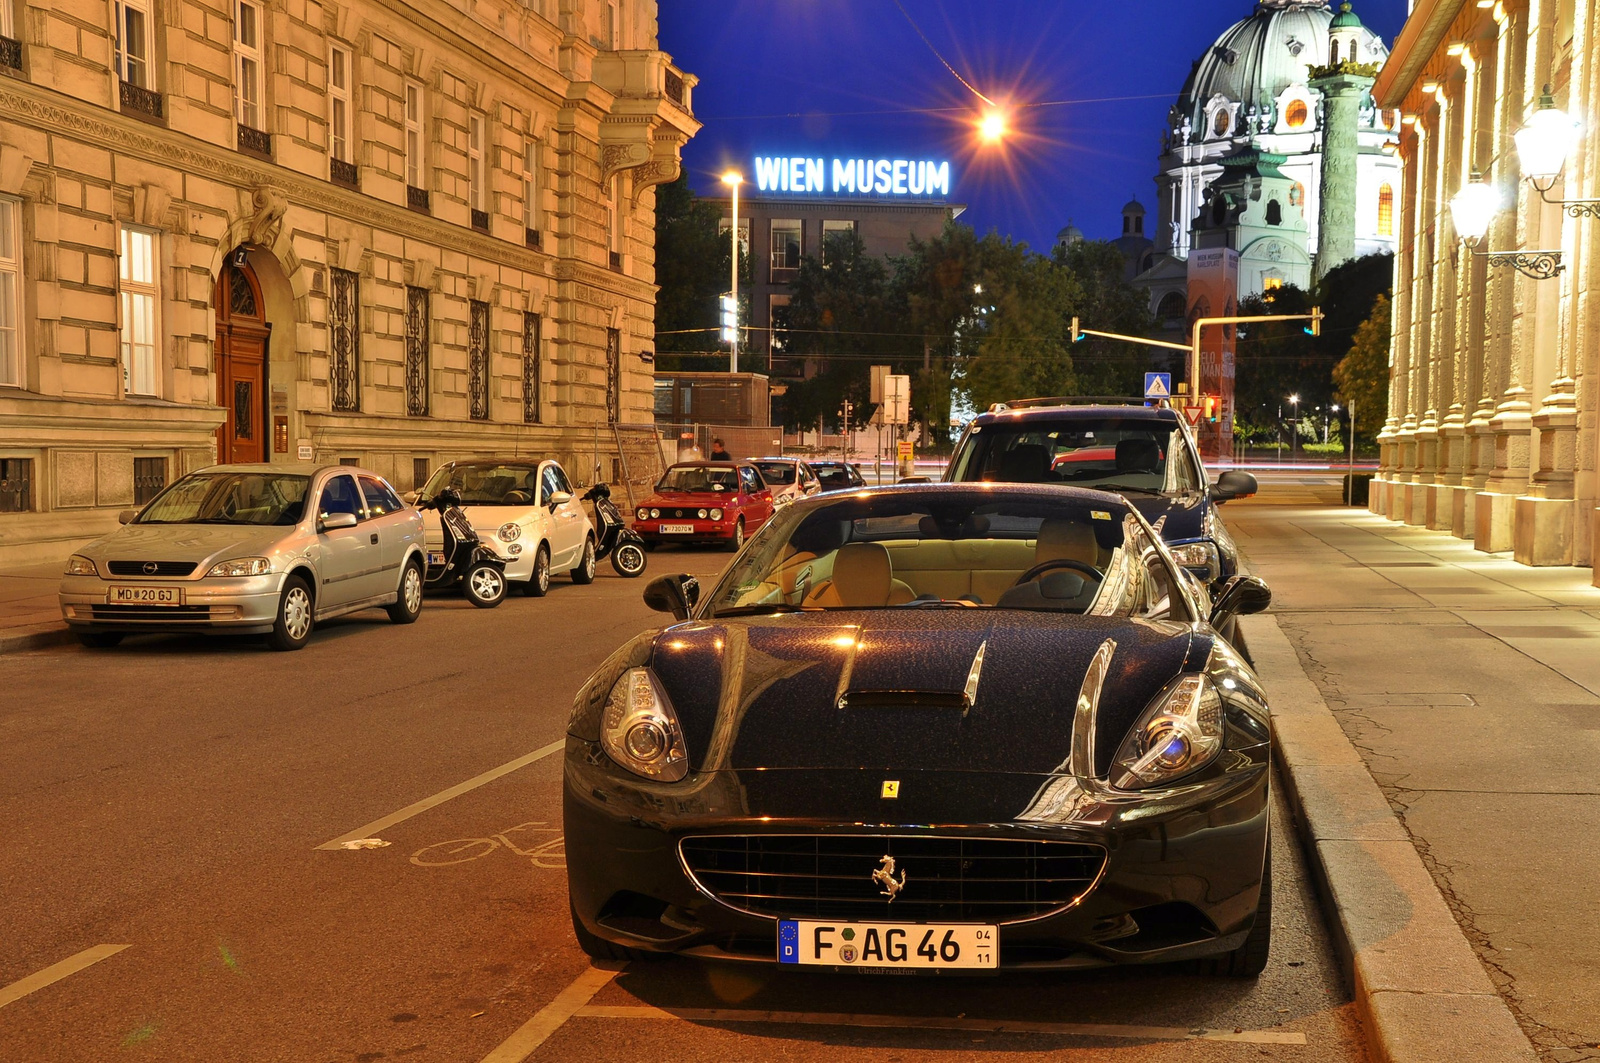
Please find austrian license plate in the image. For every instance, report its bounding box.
[660,524,695,534]
[108,586,182,606]
[427,552,446,565]
[779,921,997,971]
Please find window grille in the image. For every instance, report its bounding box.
[330,268,360,411]
[405,285,429,416]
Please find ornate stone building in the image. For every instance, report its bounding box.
[1370,0,1597,584]
[0,0,697,564]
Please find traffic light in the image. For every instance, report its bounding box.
[1304,306,1324,338]
[1070,316,1084,343]
[1204,394,1219,423]
[720,294,739,344]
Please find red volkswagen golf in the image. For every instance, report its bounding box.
[632,462,776,551]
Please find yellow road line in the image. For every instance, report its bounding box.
[0,945,131,1010]
[574,1004,1307,1045]
[315,739,565,850]
[478,963,625,1062]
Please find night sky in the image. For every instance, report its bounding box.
[658,1,1408,253]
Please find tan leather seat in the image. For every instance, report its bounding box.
[1035,519,1106,569]
[805,542,915,607]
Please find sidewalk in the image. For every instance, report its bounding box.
[1231,489,1600,1063]
[0,561,72,654]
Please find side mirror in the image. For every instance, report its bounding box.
[406,491,421,505]
[1209,470,1258,503]
[319,511,359,531]
[643,573,700,620]
[117,509,139,525]
[549,490,573,507]
[1209,575,1272,628]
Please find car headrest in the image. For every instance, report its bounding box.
[996,444,1050,483]
[831,542,893,607]
[1114,438,1162,474]
[1036,519,1101,566]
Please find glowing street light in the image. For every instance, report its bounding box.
[1448,171,1500,246]
[977,108,1008,144]
[721,170,742,373]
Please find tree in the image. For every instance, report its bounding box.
[1052,240,1155,397]
[1333,293,1391,442]
[652,173,735,370]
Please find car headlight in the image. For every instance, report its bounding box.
[601,668,688,782]
[65,555,97,576]
[637,508,650,521]
[1109,674,1223,790]
[207,557,272,577]
[1168,541,1221,581]
[650,508,660,519]
[697,508,708,519]
[709,508,723,521]
[498,522,522,543]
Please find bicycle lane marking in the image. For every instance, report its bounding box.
[478,962,626,1063]
[314,739,565,850]
[0,945,131,1011]
[409,821,565,869]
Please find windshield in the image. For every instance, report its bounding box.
[753,461,797,485]
[658,466,739,493]
[137,472,310,526]
[705,491,1187,619]
[948,418,1201,494]
[422,463,541,505]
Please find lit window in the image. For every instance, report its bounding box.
[114,0,153,88]
[233,0,263,131]
[770,294,792,351]
[1212,108,1231,137]
[770,219,801,272]
[1289,181,1306,207]
[329,45,352,163]
[404,82,424,190]
[1378,183,1394,236]
[1285,99,1309,129]
[0,197,19,387]
[468,113,486,213]
[119,226,160,397]
[1262,276,1284,292]
[821,219,856,266]
[523,140,540,232]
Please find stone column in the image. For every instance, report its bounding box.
[1434,68,1469,532]
[1394,123,1431,521]
[1410,100,1447,528]
[1311,70,1377,284]
[1374,141,1413,515]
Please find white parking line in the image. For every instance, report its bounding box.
[315,739,565,851]
[0,945,131,1010]
[574,1005,1308,1045]
[478,962,625,1062]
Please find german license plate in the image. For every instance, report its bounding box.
[109,586,182,606]
[779,921,997,970]
[661,524,695,534]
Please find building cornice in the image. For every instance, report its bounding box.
[1374,0,1467,108]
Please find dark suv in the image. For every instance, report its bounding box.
[944,401,1258,616]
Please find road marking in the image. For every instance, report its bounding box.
[0,945,131,1010]
[478,962,625,1062]
[315,739,565,850]
[573,1005,1308,1045]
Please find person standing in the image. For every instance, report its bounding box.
[709,438,733,461]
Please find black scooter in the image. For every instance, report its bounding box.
[419,488,508,607]
[582,483,647,577]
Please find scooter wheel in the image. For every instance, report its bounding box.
[612,542,647,577]
[464,561,507,608]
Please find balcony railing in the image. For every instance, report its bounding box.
[664,68,684,108]
[471,209,490,233]
[0,35,21,71]
[330,158,359,189]
[119,80,164,122]
[407,185,430,212]
[237,125,272,159]
[609,250,623,272]
[525,228,542,251]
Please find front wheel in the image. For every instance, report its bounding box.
[1208,837,1272,977]
[725,519,745,553]
[571,536,597,584]
[267,576,314,651]
[464,562,507,608]
[386,560,424,624]
[523,544,551,597]
[612,541,647,577]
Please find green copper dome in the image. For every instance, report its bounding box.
[1330,3,1363,29]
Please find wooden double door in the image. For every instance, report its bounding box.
[215,261,272,464]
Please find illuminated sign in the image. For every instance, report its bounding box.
[752,156,952,197]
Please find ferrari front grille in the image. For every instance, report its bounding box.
[679,834,1106,925]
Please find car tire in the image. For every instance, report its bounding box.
[464,562,507,608]
[266,576,314,652]
[570,898,649,963]
[612,541,646,577]
[76,632,124,649]
[523,544,551,597]
[1209,836,1272,978]
[386,560,424,624]
[726,519,745,552]
[571,536,597,584]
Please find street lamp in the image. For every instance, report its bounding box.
[1449,170,1564,280]
[721,171,742,373]
[977,107,1009,145]
[1515,86,1584,197]
[1288,394,1301,463]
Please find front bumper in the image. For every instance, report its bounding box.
[633,518,738,544]
[59,573,285,635]
[564,740,1270,970]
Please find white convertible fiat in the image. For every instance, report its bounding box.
[415,460,595,596]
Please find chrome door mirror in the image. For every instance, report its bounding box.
[1208,470,1259,503]
[643,573,700,620]
[117,509,139,525]
[1209,575,1272,628]
[319,512,359,531]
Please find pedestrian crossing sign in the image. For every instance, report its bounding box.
[1144,373,1172,400]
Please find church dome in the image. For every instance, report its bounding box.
[1176,1,1388,128]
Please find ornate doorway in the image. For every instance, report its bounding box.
[214,259,271,464]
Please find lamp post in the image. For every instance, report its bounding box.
[1449,169,1565,280]
[1288,394,1301,463]
[721,171,742,373]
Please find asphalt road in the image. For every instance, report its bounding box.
[0,538,1365,1063]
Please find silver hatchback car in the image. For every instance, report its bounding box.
[59,464,426,651]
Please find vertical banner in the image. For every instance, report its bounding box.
[1186,249,1239,461]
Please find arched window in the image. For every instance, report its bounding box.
[1157,292,1187,323]
[1213,108,1232,137]
[1285,99,1309,129]
[1378,183,1394,236]
[1330,39,1340,64]
[1266,199,1283,226]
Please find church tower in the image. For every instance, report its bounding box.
[1309,2,1378,282]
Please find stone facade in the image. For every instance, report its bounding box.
[0,0,697,565]
[1371,0,1597,584]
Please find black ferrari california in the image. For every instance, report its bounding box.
[564,483,1275,976]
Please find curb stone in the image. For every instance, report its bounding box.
[1241,614,1539,1063]
[0,624,73,656]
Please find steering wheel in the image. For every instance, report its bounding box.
[502,490,532,504]
[1011,557,1105,588]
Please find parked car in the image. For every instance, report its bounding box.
[416,460,595,596]
[809,460,867,492]
[59,464,425,651]
[566,483,1275,975]
[632,462,776,551]
[749,457,822,506]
